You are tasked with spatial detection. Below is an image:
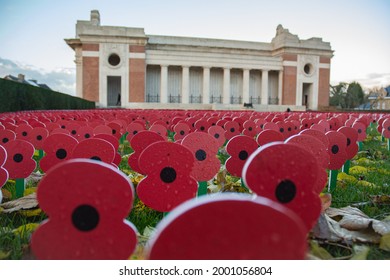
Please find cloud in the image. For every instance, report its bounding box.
[0,57,76,96]
[331,73,390,90]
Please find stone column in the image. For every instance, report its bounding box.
[243,68,250,103]
[160,65,168,103]
[261,69,269,105]
[75,47,83,98]
[223,67,230,104]
[202,67,210,104]
[278,70,283,105]
[182,66,189,104]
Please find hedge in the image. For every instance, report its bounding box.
[0,78,95,113]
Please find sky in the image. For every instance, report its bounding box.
[0,0,389,95]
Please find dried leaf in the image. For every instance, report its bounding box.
[1,188,12,202]
[351,245,370,260]
[370,195,390,205]
[379,234,390,252]
[0,193,38,213]
[326,206,369,219]
[12,223,39,238]
[309,240,333,259]
[312,213,381,243]
[0,251,10,260]
[372,220,390,235]
[320,193,332,213]
[18,208,42,217]
[349,166,368,175]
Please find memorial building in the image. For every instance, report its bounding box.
[65,10,333,111]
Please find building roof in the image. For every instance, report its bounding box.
[3,74,51,90]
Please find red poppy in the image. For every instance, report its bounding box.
[194,119,210,133]
[94,134,121,166]
[0,145,9,188]
[226,135,258,177]
[329,116,342,131]
[44,122,61,133]
[40,134,78,173]
[0,129,16,145]
[242,120,258,138]
[337,126,359,160]
[72,138,115,166]
[173,122,190,142]
[93,125,112,136]
[3,139,36,179]
[325,131,348,170]
[126,122,145,142]
[15,123,33,141]
[128,131,165,174]
[137,141,197,212]
[300,128,329,148]
[31,159,137,259]
[352,121,367,142]
[207,125,226,148]
[243,142,321,231]
[149,124,168,140]
[263,122,279,131]
[285,134,328,194]
[28,127,49,150]
[224,121,240,140]
[147,194,307,260]
[256,129,284,146]
[181,132,220,181]
[76,126,95,142]
[66,122,81,139]
[382,118,390,138]
[107,122,122,140]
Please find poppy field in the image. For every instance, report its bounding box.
[0,109,390,260]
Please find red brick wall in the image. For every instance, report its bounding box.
[129,45,145,53]
[318,68,330,107]
[282,66,297,105]
[83,44,99,51]
[320,57,331,64]
[82,57,99,102]
[129,58,145,102]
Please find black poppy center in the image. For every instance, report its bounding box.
[387,126,390,131]
[214,133,220,139]
[358,129,362,134]
[238,150,249,160]
[85,133,91,138]
[90,156,102,161]
[112,129,116,135]
[71,130,77,135]
[2,138,9,144]
[13,153,23,163]
[248,127,253,131]
[288,127,292,131]
[133,130,138,135]
[230,128,235,133]
[56,148,67,159]
[22,131,28,137]
[331,145,339,154]
[180,130,185,135]
[72,204,99,232]
[160,167,177,183]
[195,149,207,161]
[346,138,351,146]
[37,135,43,141]
[280,128,284,133]
[275,179,296,203]
[200,126,205,131]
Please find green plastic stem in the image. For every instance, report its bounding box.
[197,181,208,196]
[328,169,338,193]
[15,178,25,199]
[342,160,351,174]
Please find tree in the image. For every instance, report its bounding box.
[329,82,366,109]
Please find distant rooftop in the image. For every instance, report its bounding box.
[3,74,51,90]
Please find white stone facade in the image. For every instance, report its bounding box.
[65,11,333,111]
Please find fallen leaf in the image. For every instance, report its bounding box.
[320,193,332,213]
[370,195,390,205]
[356,180,378,188]
[349,166,368,175]
[18,208,42,217]
[379,234,390,252]
[0,251,10,260]
[12,223,39,238]
[351,245,370,260]
[0,193,38,213]
[309,240,333,259]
